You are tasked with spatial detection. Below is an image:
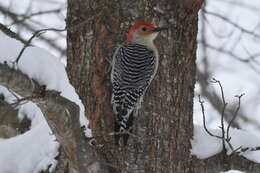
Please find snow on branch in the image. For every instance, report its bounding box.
[0,58,112,173]
[0,63,80,171]
[0,29,102,172]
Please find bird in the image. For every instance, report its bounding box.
[110,21,167,145]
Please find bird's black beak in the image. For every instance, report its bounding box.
[152,27,168,32]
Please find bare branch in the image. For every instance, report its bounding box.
[198,79,260,157]
[0,5,65,55]
[11,8,64,25]
[203,9,260,39]
[198,40,257,63]
[0,22,26,44]
[14,27,68,63]
[15,30,44,63]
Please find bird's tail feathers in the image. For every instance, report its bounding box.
[114,106,134,145]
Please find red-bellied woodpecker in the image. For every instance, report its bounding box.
[111,21,167,145]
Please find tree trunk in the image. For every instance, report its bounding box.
[67,0,201,172]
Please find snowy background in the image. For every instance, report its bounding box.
[0,0,260,172]
[195,0,260,134]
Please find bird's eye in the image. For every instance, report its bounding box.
[142,27,147,31]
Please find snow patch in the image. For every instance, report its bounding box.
[221,170,245,173]
[191,125,222,159]
[0,86,59,173]
[191,125,260,163]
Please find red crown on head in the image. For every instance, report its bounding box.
[126,21,156,43]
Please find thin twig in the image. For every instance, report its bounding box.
[231,146,260,156]
[240,146,260,153]
[11,8,63,25]
[15,30,44,63]
[211,78,227,152]
[0,22,27,44]
[198,95,222,139]
[230,146,242,156]
[203,9,260,39]
[198,40,260,63]
[10,95,40,108]
[14,27,66,63]
[0,5,65,53]
[226,94,245,141]
[7,87,20,100]
[199,79,259,156]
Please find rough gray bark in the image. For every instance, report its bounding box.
[195,153,260,173]
[0,101,20,138]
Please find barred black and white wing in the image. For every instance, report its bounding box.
[111,43,157,145]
